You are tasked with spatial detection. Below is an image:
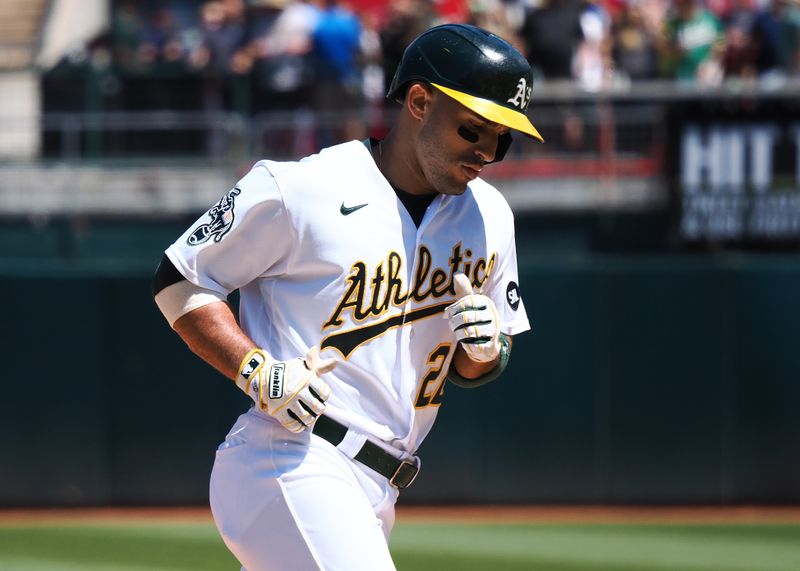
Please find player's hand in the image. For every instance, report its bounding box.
[237,347,337,433]
[444,273,501,363]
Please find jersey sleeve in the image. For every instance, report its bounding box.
[165,162,293,296]
[483,211,530,337]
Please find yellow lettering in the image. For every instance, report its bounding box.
[430,268,450,297]
[325,248,499,332]
[369,262,386,313]
[410,246,433,301]
[387,252,408,306]
[324,262,367,327]
[414,344,451,408]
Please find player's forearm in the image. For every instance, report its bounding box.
[173,301,257,381]
[451,335,512,379]
[451,345,497,378]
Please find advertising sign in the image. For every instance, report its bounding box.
[669,98,800,244]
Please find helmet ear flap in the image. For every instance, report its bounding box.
[488,132,513,164]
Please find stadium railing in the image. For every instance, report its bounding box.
[2,80,800,215]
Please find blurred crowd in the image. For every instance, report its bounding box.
[94,0,800,98]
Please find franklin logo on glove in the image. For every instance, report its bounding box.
[235,346,336,434]
[269,363,285,399]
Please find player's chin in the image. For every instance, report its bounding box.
[437,169,473,196]
[437,180,469,196]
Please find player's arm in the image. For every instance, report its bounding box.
[152,255,335,433]
[152,254,242,377]
[173,298,254,380]
[451,335,512,380]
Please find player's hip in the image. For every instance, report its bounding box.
[210,407,398,521]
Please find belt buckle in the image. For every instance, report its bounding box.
[390,459,419,489]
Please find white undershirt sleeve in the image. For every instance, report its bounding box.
[154,279,228,328]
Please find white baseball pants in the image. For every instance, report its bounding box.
[210,409,399,571]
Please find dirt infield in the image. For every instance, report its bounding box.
[396,505,800,524]
[1,505,800,526]
[0,507,213,526]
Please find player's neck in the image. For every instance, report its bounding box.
[376,132,437,196]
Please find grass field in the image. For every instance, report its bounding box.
[1,508,799,571]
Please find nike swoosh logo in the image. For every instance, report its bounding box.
[340,202,368,215]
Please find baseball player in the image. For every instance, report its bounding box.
[153,24,540,571]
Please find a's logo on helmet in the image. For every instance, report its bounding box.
[507,78,531,110]
[187,187,241,246]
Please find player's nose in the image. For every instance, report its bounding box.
[474,135,496,164]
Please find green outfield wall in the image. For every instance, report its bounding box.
[1,218,799,506]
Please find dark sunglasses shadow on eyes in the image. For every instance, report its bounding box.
[458,125,479,143]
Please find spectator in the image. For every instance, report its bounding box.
[637,0,671,42]
[136,7,187,72]
[721,0,758,78]
[312,1,362,94]
[466,0,526,52]
[520,0,586,80]
[111,1,144,71]
[311,0,364,146]
[250,0,322,110]
[188,0,254,153]
[247,0,322,157]
[612,0,662,81]
[573,0,614,90]
[222,0,256,75]
[724,0,757,29]
[750,0,800,81]
[190,1,251,75]
[380,0,440,99]
[662,0,725,84]
[359,9,385,104]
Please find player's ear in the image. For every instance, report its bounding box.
[405,82,432,121]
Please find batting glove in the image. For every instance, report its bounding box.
[444,273,501,363]
[236,346,336,433]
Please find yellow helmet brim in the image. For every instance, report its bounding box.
[432,82,543,142]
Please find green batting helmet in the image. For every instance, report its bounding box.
[387,23,543,146]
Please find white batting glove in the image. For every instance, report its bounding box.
[444,273,501,363]
[236,346,337,433]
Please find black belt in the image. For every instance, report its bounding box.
[312,415,419,489]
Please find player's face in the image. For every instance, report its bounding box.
[416,90,509,196]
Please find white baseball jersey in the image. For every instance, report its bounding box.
[166,140,530,455]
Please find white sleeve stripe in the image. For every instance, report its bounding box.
[154,279,227,328]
